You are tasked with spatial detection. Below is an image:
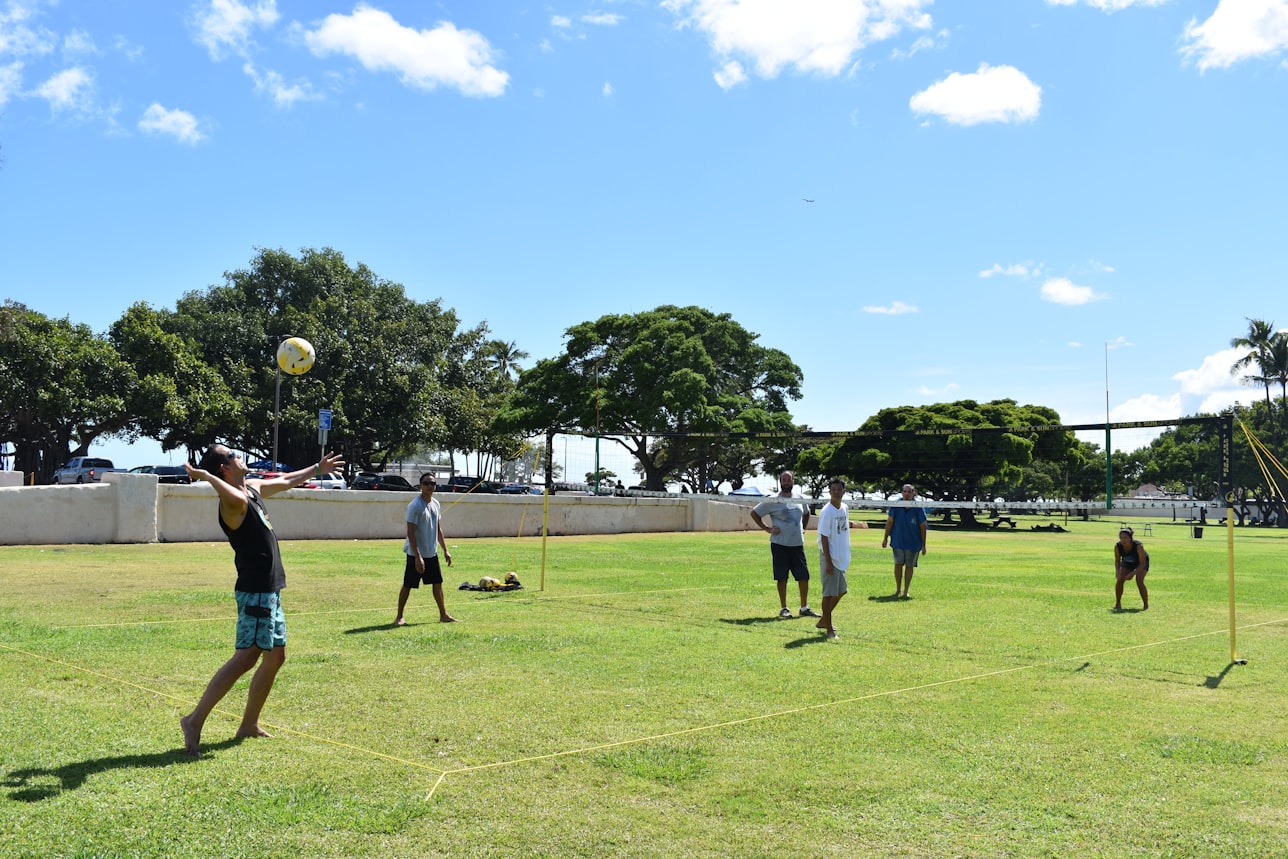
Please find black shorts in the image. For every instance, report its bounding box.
[404,554,444,588]
[770,543,810,582]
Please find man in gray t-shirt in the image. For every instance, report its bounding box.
[750,470,818,619]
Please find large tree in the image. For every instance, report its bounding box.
[497,306,803,490]
[157,247,472,470]
[108,302,241,456]
[0,301,136,481]
[828,399,1082,524]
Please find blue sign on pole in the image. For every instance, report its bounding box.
[319,409,332,430]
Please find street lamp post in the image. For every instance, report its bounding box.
[594,362,601,496]
[272,350,283,470]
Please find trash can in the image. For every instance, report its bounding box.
[1192,525,1203,539]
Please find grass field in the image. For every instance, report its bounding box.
[1,516,1286,858]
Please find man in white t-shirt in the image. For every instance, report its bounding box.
[816,477,851,639]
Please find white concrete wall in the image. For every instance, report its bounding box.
[0,472,24,488]
[0,478,770,545]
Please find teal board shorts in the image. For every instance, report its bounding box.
[235,591,286,651]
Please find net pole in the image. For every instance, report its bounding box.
[1227,512,1238,663]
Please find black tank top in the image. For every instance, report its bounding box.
[219,486,286,593]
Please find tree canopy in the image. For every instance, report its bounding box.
[0,300,135,482]
[497,305,803,490]
[828,399,1084,519]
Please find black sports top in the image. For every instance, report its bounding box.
[219,486,286,593]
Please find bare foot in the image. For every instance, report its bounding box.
[235,725,272,740]
[394,617,406,626]
[440,615,458,623]
[826,630,839,639]
[815,620,827,630]
[180,714,202,756]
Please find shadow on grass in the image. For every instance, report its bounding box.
[3,738,243,802]
[1203,662,1238,689]
[785,633,833,649]
[718,616,800,627]
[867,594,909,603]
[1111,607,1146,614]
[343,622,410,634]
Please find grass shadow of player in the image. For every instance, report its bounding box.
[343,622,410,634]
[3,738,243,802]
[784,633,833,650]
[867,594,907,603]
[719,616,791,627]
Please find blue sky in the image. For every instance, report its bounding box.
[2,0,1287,477]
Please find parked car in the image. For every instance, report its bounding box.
[301,472,348,490]
[350,472,417,491]
[127,465,191,484]
[497,482,531,494]
[54,457,123,484]
[442,476,498,493]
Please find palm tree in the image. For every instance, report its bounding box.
[488,339,529,380]
[1231,318,1277,417]
[1266,332,1288,423]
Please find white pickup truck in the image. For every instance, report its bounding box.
[53,456,124,484]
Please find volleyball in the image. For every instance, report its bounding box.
[276,337,316,375]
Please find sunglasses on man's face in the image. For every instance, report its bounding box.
[421,481,436,487]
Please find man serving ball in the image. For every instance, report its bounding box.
[180,444,345,755]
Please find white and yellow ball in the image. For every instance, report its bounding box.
[276,337,316,375]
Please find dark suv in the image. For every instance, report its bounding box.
[443,475,497,493]
[350,472,417,491]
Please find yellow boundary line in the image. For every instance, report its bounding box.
[5,616,1285,801]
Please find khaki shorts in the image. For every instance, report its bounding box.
[819,559,848,598]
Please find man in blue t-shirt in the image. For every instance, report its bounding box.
[881,483,928,599]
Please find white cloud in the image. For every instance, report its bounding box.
[191,0,279,60]
[242,61,318,107]
[583,12,622,26]
[910,63,1041,126]
[539,38,553,52]
[62,29,97,57]
[602,80,613,96]
[138,102,205,144]
[1181,0,1288,71]
[862,300,918,315]
[0,1,55,57]
[979,261,1036,278]
[663,0,933,83]
[1040,277,1105,305]
[1106,335,1131,350]
[918,382,961,396]
[0,60,21,106]
[551,15,572,29]
[1170,347,1254,414]
[114,35,145,62]
[305,5,508,98]
[891,28,948,60]
[1068,341,1082,348]
[713,58,746,89]
[1109,392,1183,424]
[33,65,93,114]
[1045,0,1168,11]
